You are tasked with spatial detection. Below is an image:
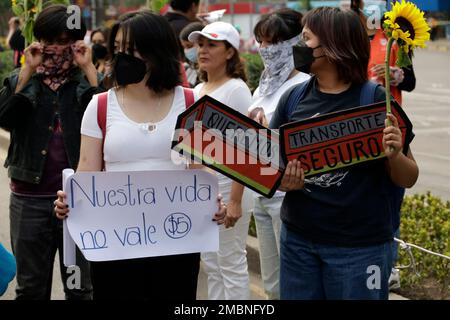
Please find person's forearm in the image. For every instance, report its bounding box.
[81,64,98,87]
[388,150,419,188]
[229,181,245,205]
[6,28,15,48]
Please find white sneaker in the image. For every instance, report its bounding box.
[388,268,401,290]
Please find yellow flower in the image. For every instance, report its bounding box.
[392,29,412,45]
[384,20,400,29]
[384,0,431,50]
[11,0,17,6]
[20,54,25,66]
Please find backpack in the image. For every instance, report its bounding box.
[96,87,195,170]
[284,79,381,121]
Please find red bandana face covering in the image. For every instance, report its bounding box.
[36,44,74,91]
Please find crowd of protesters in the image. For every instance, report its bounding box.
[0,0,419,300]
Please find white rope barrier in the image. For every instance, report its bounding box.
[394,238,450,261]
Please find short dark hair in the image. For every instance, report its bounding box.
[254,8,303,44]
[170,0,199,13]
[179,22,204,42]
[302,7,370,84]
[34,4,86,42]
[108,10,181,92]
[199,41,247,83]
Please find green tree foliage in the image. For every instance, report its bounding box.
[0,50,15,85]
[241,53,264,94]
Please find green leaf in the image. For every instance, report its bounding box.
[12,5,24,16]
[23,19,35,46]
[396,48,412,68]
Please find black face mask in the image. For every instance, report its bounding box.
[113,52,147,86]
[92,43,108,60]
[293,40,323,74]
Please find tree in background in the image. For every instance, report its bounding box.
[299,0,310,11]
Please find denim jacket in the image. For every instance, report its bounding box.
[0,68,104,184]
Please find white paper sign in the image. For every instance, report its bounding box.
[64,169,219,262]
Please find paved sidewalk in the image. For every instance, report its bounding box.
[425,39,450,53]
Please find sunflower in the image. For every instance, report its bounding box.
[382,1,431,126]
[384,0,431,53]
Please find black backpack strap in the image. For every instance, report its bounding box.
[360,81,381,106]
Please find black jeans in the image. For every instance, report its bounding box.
[9,194,92,300]
[90,252,200,300]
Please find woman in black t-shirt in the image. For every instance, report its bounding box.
[266,7,419,300]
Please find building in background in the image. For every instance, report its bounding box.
[72,0,450,41]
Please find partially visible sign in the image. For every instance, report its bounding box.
[172,95,284,198]
[280,101,413,177]
[64,169,219,262]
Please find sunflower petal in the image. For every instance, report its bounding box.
[383,0,431,49]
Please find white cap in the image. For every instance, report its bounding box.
[188,21,240,50]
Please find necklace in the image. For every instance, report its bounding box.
[122,87,161,133]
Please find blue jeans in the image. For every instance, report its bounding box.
[280,224,392,300]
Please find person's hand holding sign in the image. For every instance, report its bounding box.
[248,107,268,127]
[212,194,228,226]
[279,159,305,192]
[54,190,68,219]
[383,113,403,159]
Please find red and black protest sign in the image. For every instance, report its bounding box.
[279,100,413,177]
[172,95,284,198]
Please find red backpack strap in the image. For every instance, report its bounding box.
[183,87,194,109]
[96,92,108,171]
